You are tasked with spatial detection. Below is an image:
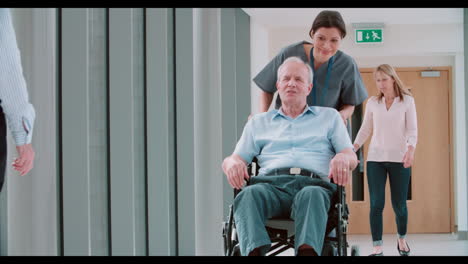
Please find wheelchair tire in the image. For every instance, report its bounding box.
[222,222,229,255]
[232,244,241,256]
[351,245,360,256]
[321,241,338,256]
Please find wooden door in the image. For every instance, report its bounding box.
[347,67,453,234]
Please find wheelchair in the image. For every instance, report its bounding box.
[222,159,360,256]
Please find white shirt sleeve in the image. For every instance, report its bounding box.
[353,97,374,148]
[405,96,418,148]
[0,8,36,145]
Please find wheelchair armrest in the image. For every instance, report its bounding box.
[233,177,251,197]
[234,188,241,197]
[233,157,258,197]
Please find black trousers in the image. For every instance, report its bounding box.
[0,105,6,192]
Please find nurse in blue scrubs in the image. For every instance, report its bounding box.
[253,10,368,127]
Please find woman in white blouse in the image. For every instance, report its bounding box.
[353,64,417,257]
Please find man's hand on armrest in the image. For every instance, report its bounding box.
[222,154,250,190]
[327,148,358,186]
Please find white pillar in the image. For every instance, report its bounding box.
[193,8,224,255]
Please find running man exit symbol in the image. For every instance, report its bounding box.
[372,31,380,40]
[355,29,383,43]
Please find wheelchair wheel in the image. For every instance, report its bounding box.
[232,244,241,256]
[351,245,360,256]
[222,222,229,255]
[321,241,338,256]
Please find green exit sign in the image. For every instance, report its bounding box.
[355,29,383,44]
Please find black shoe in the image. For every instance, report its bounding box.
[369,252,384,256]
[397,241,410,256]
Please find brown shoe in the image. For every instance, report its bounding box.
[297,248,318,256]
[248,247,261,256]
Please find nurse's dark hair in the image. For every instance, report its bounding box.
[309,10,346,39]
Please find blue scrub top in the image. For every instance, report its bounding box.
[253,41,368,111]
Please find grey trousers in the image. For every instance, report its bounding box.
[233,175,336,256]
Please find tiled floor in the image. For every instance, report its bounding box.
[277,233,468,256]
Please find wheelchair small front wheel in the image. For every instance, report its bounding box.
[351,245,360,256]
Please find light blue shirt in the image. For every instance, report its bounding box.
[0,8,35,145]
[234,106,352,179]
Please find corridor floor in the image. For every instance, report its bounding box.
[277,233,468,256]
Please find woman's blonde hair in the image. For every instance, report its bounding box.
[374,64,412,102]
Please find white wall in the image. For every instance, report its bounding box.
[250,20,467,234]
[267,24,463,58]
[250,18,270,114]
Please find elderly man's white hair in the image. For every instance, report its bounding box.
[277,56,313,84]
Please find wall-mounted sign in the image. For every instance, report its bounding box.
[355,29,383,44]
[352,23,384,45]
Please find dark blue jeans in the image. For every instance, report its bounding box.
[367,161,411,246]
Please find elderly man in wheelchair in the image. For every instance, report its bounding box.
[221,56,358,256]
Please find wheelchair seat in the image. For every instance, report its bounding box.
[265,218,338,238]
[266,218,295,237]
